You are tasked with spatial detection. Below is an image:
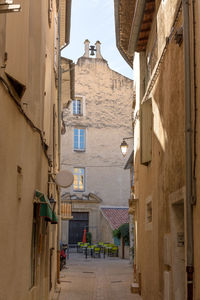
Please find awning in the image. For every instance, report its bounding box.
[51,211,58,224]
[34,190,58,224]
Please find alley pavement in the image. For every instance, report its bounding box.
[58,251,142,300]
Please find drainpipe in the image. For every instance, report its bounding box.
[57,5,70,283]
[57,7,62,284]
[182,0,194,299]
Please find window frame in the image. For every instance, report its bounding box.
[145,196,153,231]
[73,128,85,151]
[73,168,85,192]
[73,98,83,115]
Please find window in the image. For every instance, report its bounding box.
[146,202,152,223]
[73,99,82,115]
[48,0,53,25]
[145,196,153,231]
[74,128,85,151]
[140,98,152,165]
[73,168,85,192]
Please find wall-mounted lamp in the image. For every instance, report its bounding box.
[0,0,21,13]
[120,137,134,157]
[49,194,56,211]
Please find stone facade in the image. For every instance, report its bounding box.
[0,1,71,300]
[61,41,133,245]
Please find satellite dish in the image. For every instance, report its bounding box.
[55,170,74,188]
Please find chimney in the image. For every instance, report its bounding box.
[95,41,102,59]
[84,39,90,57]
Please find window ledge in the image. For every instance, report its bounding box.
[74,149,85,152]
[73,114,83,117]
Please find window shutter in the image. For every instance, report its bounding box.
[140,98,152,165]
[43,54,52,146]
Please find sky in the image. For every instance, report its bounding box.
[62,0,133,79]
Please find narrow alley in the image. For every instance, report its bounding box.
[57,252,142,300]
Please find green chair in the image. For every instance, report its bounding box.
[111,246,118,257]
[93,246,101,258]
[87,245,94,257]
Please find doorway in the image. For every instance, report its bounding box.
[69,212,89,245]
[171,200,185,300]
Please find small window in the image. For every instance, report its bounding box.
[73,168,85,192]
[48,0,53,25]
[74,128,85,151]
[146,201,152,223]
[73,99,82,115]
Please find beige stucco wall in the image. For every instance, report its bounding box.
[0,1,69,299]
[133,2,185,299]
[193,1,200,299]
[99,211,114,243]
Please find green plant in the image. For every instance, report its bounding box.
[86,232,92,244]
[113,228,121,239]
[113,223,129,245]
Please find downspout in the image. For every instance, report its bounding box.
[57,8,61,284]
[57,0,71,282]
[182,0,194,299]
[57,7,69,284]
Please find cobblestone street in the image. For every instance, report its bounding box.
[58,252,142,300]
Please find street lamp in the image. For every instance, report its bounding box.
[120,137,134,157]
[49,194,56,211]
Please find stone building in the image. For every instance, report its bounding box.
[61,41,133,245]
[0,1,71,299]
[115,0,200,299]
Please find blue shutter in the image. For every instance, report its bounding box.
[73,100,76,114]
[80,129,85,150]
[74,128,78,149]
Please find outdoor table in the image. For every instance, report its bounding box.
[103,246,112,258]
[82,246,88,259]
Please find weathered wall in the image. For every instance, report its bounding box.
[99,211,114,243]
[193,1,200,299]
[133,1,185,299]
[0,0,68,299]
[61,199,100,243]
[61,48,133,245]
[61,54,133,206]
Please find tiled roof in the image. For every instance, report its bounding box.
[100,207,129,230]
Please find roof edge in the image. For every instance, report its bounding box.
[114,0,133,68]
[128,0,146,56]
[65,0,72,46]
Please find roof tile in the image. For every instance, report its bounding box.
[101,207,129,230]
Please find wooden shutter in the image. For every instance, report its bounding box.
[140,98,152,165]
[43,53,52,146]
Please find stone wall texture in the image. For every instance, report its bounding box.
[61,54,133,207]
